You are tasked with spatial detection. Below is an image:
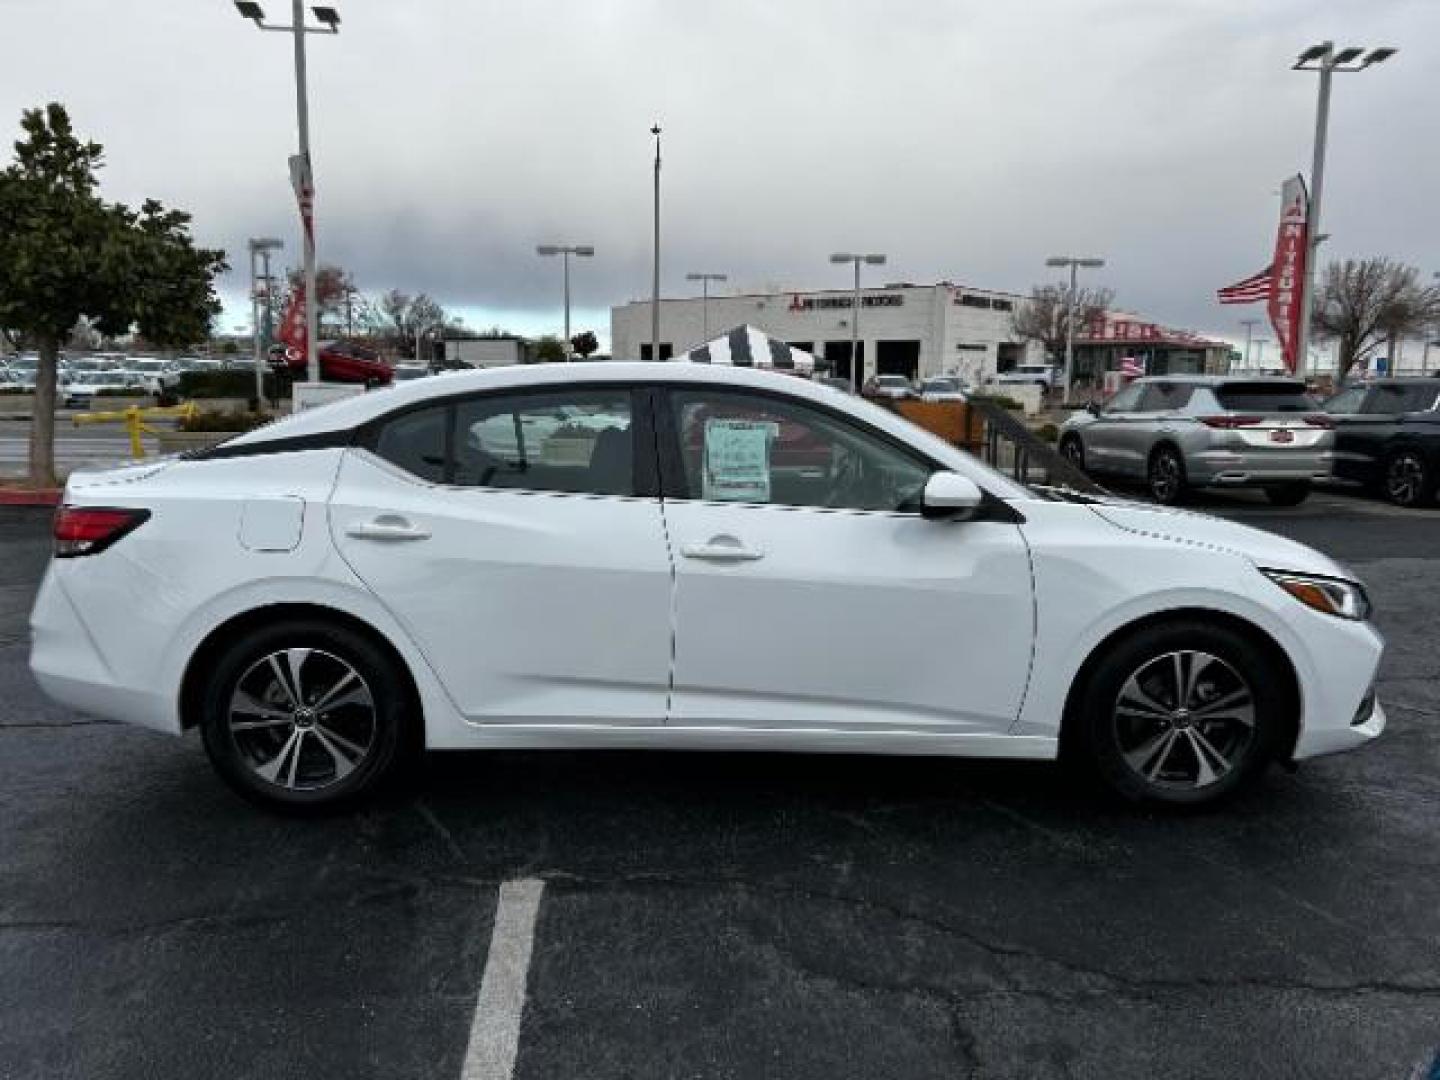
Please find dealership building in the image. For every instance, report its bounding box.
[610,282,1046,385]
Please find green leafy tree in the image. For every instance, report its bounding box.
[570,330,599,359]
[533,334,566,363]
[0,104,226,484]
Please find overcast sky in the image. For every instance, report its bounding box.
[3,0,1436,350]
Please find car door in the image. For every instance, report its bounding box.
[1105,382,1171,478]
[656,385,1034,735]
[1081,381,1145,473]
[330,385,673,726]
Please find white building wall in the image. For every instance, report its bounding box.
[611,282,1033,381]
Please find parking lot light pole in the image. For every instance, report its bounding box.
[830,253,886,391]
[247,238,284,404]
[1291,43,1396,377]
[234,1,341,386]
[685,272,728,343]
[651,124,662,361]
[537,245,595,357]
[1045,256,1105,403]
[1239,317,1260,368]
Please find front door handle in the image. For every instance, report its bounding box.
[681,536,764,561]
[346,516,431,542]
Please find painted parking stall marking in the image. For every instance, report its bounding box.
[462,878,546,1080]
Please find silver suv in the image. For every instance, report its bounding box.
[1057,376,1334,505]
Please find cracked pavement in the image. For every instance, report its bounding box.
[0,494,1438,1079]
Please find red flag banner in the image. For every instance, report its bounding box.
[1267,174,1309,372]
[278,284,307,362]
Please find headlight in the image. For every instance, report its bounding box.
[1261,569,1371,621]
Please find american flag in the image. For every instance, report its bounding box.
[1217,266,1271,305]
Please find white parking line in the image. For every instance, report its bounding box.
[461,878,546,1080]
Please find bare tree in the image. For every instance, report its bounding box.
[1312,257,1440,381]
[1011,283,1115,365]
[376,290,447,357]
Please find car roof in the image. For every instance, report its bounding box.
[1367,377,1440,388]
[1132,374,1304,386]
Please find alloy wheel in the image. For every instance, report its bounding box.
[228,648,377,792]
[1385,452,1426,507]
[1149,451,1183,503]
[1112,650,1256,792]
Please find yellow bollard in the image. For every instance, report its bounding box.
[73,402,206,460]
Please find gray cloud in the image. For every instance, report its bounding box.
[3,0,1436,344]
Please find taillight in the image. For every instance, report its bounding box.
[1303,413,1335,429]
[53,506,150,558]
[1198,415,1263,429]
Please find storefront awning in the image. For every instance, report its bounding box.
[675,325,816,373]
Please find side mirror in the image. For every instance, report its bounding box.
[922,471,983,520]
[1085,400,1102,417]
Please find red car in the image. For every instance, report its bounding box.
[269,341,394,385]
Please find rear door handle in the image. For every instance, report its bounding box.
[681,537,764,561]
[346,516,431,542]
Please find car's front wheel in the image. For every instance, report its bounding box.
[1383,449,1433,508]
[200,619,414,813]
[1071,620,1286,807]
[1058,434,1085,472]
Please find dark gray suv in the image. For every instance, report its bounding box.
[1058,376,1334,505]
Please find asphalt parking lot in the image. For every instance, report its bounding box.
[2,491,1438,1080]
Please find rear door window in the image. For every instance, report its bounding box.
[1213,382,1317,413]
[1361,383,1440,414]
[1137,383,1194,411]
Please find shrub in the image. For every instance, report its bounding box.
[179,409,270,433]
[177,369,285,400]
[1035,423,1059,443]
[96,387,151,397]
[971,393,1025,411]
[0,386,28,396]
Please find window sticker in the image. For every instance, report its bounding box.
[702,419,776,502]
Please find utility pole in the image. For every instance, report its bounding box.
[686,272,728,343]
[651,124,662,360]
[829,253,886,391]
[1045,256,1105,402]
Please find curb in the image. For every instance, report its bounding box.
[0,489,62,507]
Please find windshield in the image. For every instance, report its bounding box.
[1214,382,1317,413]
[923,378,960,391]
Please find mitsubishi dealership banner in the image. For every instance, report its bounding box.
[1268,174,1309,373]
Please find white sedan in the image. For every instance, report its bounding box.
[30,363,1384,811]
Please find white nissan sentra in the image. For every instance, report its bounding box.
[30,362,1384,811]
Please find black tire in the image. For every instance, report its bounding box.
[1263,482,1310,507]
[1059,434,1085,472]
[1147,445,1188,505]
[1071,619,1286,807]
[200,619,415,813]
[1382,448,1433,508]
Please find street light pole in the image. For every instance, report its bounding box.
[247,237,283,406]
[651,124,662,361]
[1292,42,1397,377]
[1240,318,1260,367]
[685,272,728,343]
[829,253,886,391]
[1045,255,1105,403]
[234,2,342,387]
[537,244,595,357]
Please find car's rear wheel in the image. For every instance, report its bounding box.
[1382,449,1433,508]
[1072,620,1285,807]
[200,619,413,813]
[1263,482,1310,506]
[1059,434,1085,472]
[1147,446,1187,505]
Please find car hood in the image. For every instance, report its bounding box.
[1087,499,1350,579]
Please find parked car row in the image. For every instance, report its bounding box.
[1,353,224,401]
[1057,374,1440,508]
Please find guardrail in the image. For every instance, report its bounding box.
[72,403,197,459]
